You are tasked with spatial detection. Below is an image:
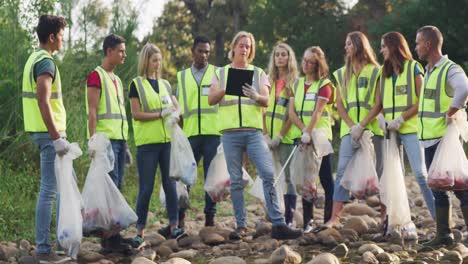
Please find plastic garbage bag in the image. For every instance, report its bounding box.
[311,128,334,157]
[82,133,137,237]
[166,120,197,186]
[204,144,253,202]
[249,149,289,212]
[380,131,416,239]
[160,181,190,209]
[290,144,322,202]
[55,143,82,259]
[428,111,468,190]
[341,130,380,199]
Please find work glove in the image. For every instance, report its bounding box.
[166,111,180,125]
[377,113,387,132]
[161,107,175,118]
[301,130,311,144]
[445,112,456,125]
[242,83,259,101]
[387,115,405,131]
[350,123,364,142]
[271,135,282,148]
[53,138,70,157]
[125,143,133,166]
[351,139,361,149]
[263,134,272,148]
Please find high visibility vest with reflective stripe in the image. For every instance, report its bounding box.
[381,60,421,134]
[177,65,220,137]
[216,64,263,132]
[131,77,173,146]
[265,81,294,144]
[333,64,382,138]
[22,50,66,132]
[418,59,455,140]
[292,77,334,140]
[86,66,128,140]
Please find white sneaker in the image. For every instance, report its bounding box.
[303,220,314,233]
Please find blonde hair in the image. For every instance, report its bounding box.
[138,43,162,78]
[228,31,256,63]
[267,43,298,93]
[302,46,329,81]
[343,31,379,92]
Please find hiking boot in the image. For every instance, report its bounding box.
[158,225,171,239]
[271,224,303,240]
[170,227,186,239]
[284,194,297,226]
[100,234,133,255]
[130,235,144,248]
[422,206,454,248]
[205,213,215,227]
[303,220,314,234]
[229,227,248,240]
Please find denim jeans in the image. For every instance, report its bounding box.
[135,143,178,229]
[109,140,126,190]
[222,130,285,228]
[31,132,60,254]
[398,133,435,217]
[424,142,468,208]
[187,135,220,215]
[333,134,384,202]
[278,143,296,195]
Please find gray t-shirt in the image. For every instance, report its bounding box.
[33,49,56,82]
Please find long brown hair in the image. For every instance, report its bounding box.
[303,46,329,80]
[344,31,379,91]
[267,43,299,93]
[381,32,413,78]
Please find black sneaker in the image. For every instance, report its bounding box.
[229,227,248,240]
[158,225,171,239]
[130,235,145,248]
[170,227,185,239]
[205,213,215,227]
[100,234,133,255]
[271,224,303,240]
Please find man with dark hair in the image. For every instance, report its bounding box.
[22,14,68,262]
[173,36,219,230]
[86,34,133,253]
[415,25,468,248]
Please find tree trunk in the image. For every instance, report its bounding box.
[215,32,224,65]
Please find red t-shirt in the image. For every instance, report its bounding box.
[87,71,119,94]
[275,79,286,100]
[304,83,333,104]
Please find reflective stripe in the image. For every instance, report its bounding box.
[336,68,344,88]
[253,67,260,92]
[136,77,151,112]
[29,53,50,91]
[383,106,408,114]
[295,110,329,117]
[418,111,445,118]
[182,108,217,118]
[347,101,372,110]
[293,79,299,94]
[22,91,62,99]
[97,113,126,120]
[219,98,258,106]
[381,60,414,113]
[435,61,453,113]
[180,69,190,113]
[364,67,379,104]
[265,111,285,120]
[219,67,225,90]
[95,67,126,120]
[180,68,218,118]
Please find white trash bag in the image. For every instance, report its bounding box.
[290,145,322,201]
[311,128,334,157]
[160,181,190,209]
[82,133,137,236]
[341,131,380,199]
[166,119,197,186]
[380,131,416,239]
[205,144,252,202]
[55,143,83,259]
[428,111,468,191]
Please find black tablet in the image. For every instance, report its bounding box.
[226,68,254,97]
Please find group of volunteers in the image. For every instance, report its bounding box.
[23,13,468,262]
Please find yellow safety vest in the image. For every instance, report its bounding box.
[216,64,263,132]
[177,65,220,137]
[381,60,421,134]
[130,77,173,146]
[265,81,295,144]
[86,66,128,140]
[292,77,334,140]
[418,59,456,140]
[333,64,382,138]
[22,49,66,132]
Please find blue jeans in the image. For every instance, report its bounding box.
[222,130,285,228]
[135,143,178,229]
[109,140,126,190]
[31,133,60,254]
[333,134,384,202]
[187,135,220,215]
[398,133,435,218]
[424,142,468,208]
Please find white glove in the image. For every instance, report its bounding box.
[271,135,282,148]
[242,83,259,101]
[446,112,456,125]
[377,113,387,132]
[167,111,180,125]
[350,124,364,142]
[161,107,175,118]
[387,115,405,131]
[53,138,70,156]
[125,143,133,166]
[263,134,272,148]
[351,139,361,149]
[301,131,311,144]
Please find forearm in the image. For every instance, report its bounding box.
[288,104,305,130]
[337,101,354,127]
[38,101,60,140]
[401,103,418,120]
[360,103,381,127]
[305,111,322,133]
[255,94,269,107]
[208,86,224,105]
[88,111,97,137]
[279,119,292,137]
[133,111,161,121]
[262,113,267,134]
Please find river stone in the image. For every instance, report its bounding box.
[137,249,157,261]
[19,240,30,251]
[366,195,381,207]
[162,257,192,264]
[131,257,156,264]
[169,249,197,260]
[358,243,384,255]
[269,245,301,264]
[342,203,379,217]
[209,256,246,264]
[78,250,105,262]
[331,243,348,258]
[362,251,379,263]
[343,216,369,235]
[305,253,340,264]
[161,239,179,252]
[377,252,399,263]
[146,232,166,247]
[254,221,272,238]
[440,250,462,263]
[177,235,199,248]
[340,228,359,242]
[157,245,173,258]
